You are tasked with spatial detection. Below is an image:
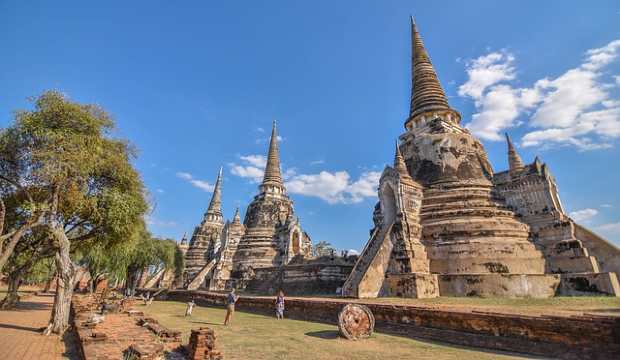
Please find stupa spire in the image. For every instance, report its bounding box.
[505,133,524,172]
[262,120,284,186]
[408,16,451,123]
[232,207,241,224]
[206,167,223,218]
[180,232,188,245]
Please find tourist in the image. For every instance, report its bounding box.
[275,290,285,319]
[185,298,196,317]
[224,289,239,325]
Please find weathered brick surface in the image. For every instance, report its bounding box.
[188,327,224,360]
[147,289,620,359]
[72,294,177,360]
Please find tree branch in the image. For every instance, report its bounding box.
[0,197,5,244]
[68,227,101,243]
[0,174,34,204]
[0,210,46,273]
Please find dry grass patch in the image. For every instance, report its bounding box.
[141,300,527,360]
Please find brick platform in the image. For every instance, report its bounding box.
[141,289,620,359]
[72,294,182,360]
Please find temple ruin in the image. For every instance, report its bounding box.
[182,121,320,292]
[343,17,620,298]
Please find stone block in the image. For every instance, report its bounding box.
[438,273,560,298]
[558,272,620,296]
[384,273,439,298]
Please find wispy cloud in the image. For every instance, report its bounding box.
[230,154,380,205]
[594,221,620,244]
[156,188,165,194]
[601,204,614,208]
[255,135,284,144]
[310,160,325,165]
[286,171,380,204]
[459,39,620,150]
[569,208,599,222]
[176,172,215,192]
[145,215,177,228]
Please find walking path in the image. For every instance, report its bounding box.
[0,292,77,360]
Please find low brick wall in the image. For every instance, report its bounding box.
[143,289,620,359]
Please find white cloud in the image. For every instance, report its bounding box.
[615,75,620,86]
[240,154,267,168]
[145,215,177,228]
[594,221,620,244]
[569,208,599,222]
[460,39,620,150]
[230,154,266,183]
[310,160,325,166]
[156,188,165,194]
[255,135,284,144]
[176,172,215,192]
[286,171,380,204]
[458,51,516,101]
[231,154,380,205]
[601,204,614,208]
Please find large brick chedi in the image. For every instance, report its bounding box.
[184,168,225,283]
[230,121,312,286]
[345,18,619,298]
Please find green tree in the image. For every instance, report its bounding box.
[0,91,148,335]
[0,231,54,309]
[124,232,177,295]
[312,240,335,258]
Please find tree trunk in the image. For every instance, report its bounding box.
[0,271,22,310]
[43,274,55,293]
[126,266,140,296]
[43,230,75,336]
[0,212,43,273]
[137,267,149,288]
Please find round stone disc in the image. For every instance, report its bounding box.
[338,304,375,340]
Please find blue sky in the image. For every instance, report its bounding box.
[2,1,620,249]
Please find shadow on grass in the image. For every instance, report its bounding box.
[305,330,340,340]
[190,320,223,326]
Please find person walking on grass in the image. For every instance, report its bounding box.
[185,298,196,317]
[275,290,285,320]
[224,289,239,325]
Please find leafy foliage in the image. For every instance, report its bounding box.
[0,90,149,334]
[312,240,336,258]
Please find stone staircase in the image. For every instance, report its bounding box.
[342,223,394,298]
[187,259,217,290]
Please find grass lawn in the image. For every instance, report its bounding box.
[141,300,527,360]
